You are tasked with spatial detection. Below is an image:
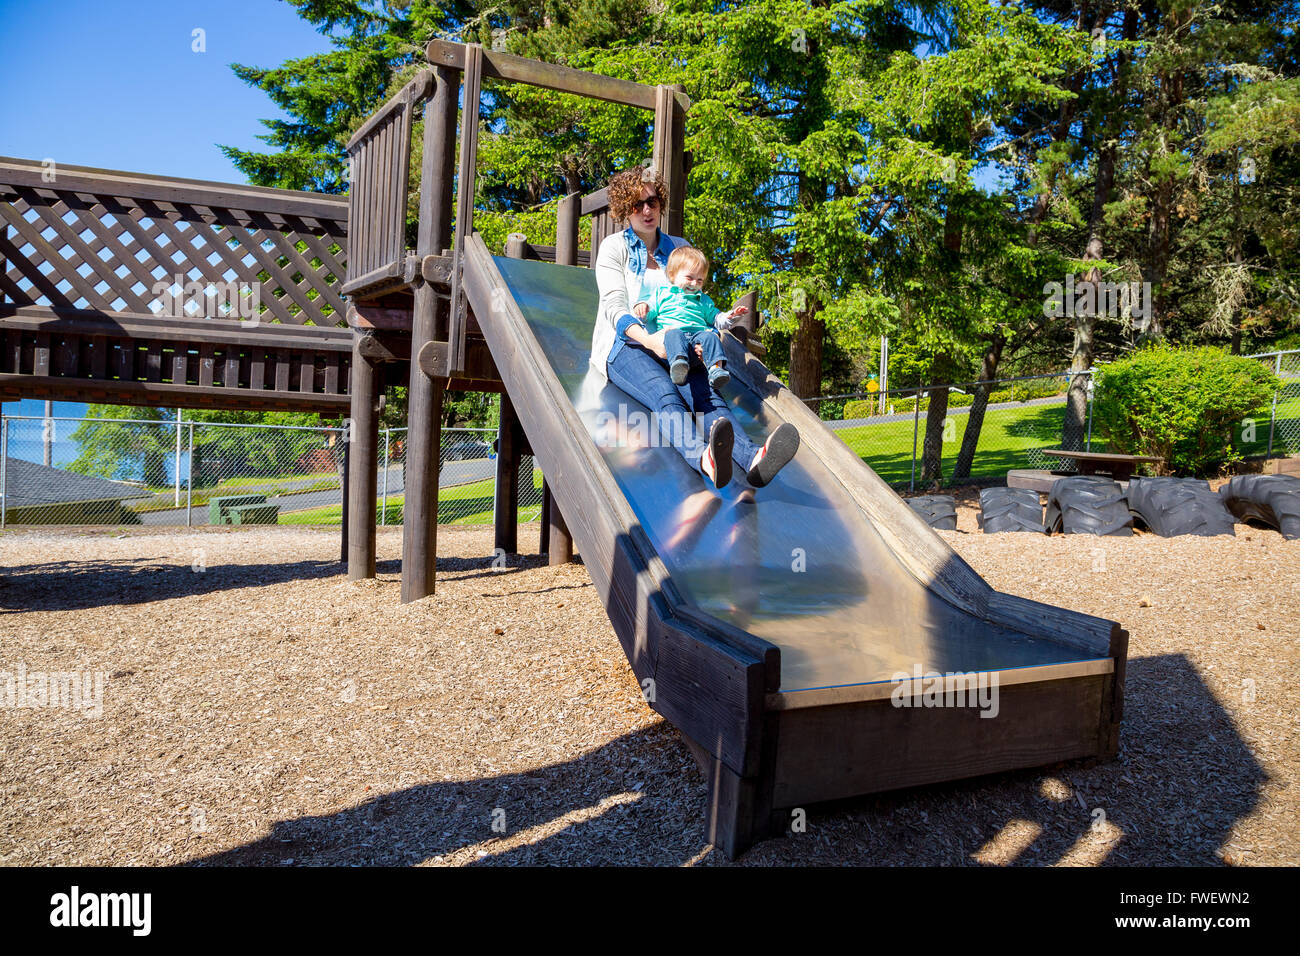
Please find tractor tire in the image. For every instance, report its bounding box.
[1126,477,1236,537]
[906,494,958,531]
[977,487,1046,534]
[1046,476,1133,536]
[1220,474,1300,539]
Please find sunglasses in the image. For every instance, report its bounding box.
[632,197,661,213]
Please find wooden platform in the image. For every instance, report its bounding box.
[0,156,352,413]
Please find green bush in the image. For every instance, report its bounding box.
[843,399,875,419]
[1092,344,1278,476]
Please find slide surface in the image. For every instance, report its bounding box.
[481,252,1109,695]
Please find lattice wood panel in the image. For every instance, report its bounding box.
[0,183,349,327]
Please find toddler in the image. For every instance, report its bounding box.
[631,246,747,389]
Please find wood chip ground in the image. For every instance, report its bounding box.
[1,519,1296,866]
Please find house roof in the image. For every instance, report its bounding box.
[1,457,154,507]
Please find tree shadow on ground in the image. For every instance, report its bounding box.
[181,652,1264,866]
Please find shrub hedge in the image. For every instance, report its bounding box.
[1092,344,1278,475]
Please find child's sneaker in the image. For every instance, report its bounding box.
[708,363,730,389]
[670,358,690,385]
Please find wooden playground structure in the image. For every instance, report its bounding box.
[0,41,1128,858]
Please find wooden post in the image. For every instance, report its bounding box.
[447,44,483,376]
[732,290,758,336]
[346,335,380,579]
[546,486,573,566]
[521,214,580,566]
[556,192,580,267]
[401,66,457,604]
[494,392,520,556]
[504,232,528,261]
[495,236,527,556]
[651,83,688,238]
[340,436,350,564]
[680,732,776,859]
[539,480,551,557]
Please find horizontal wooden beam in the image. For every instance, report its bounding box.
[355,331,410,363]
[420,254,453,285]
[1,305,353,351]
[513,243,591,267]
[347,303,413,332]
[415,336,500,382]
[347,70,436,151]
[0,156,348,225]
[341,259,406,296]
[0,374,351,414]
[425,40,677,112]
[580,187,610,216]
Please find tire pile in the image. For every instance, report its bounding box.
[903,473,1300,539]
[1220,475,1300,540]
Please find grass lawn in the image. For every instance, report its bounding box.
[279,470,545,526]
[834,391,1300,486]
[129,472,342,514]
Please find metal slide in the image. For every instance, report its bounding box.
[468,248,1112,695]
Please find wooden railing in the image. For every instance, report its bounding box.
[0,156,349,327]
[343,70,435,297]
[0,157,354,411]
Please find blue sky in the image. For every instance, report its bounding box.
[0,0,335,182]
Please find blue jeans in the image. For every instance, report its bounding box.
[664,327,725,372]
[606,342,760,475]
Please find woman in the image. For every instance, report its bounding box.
[589,166,799,489]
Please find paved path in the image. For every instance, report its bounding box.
[136,457,500,525]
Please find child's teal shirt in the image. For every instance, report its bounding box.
[638,285,723,334]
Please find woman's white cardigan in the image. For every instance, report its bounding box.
[588,227,688,382]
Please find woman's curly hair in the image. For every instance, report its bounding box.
[607,165,668,224]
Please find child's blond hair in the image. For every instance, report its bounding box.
[666,246,709,284]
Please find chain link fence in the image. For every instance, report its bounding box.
[375,427,543,527]
[1252,349,1300,458]
[0,417,542,528]
[807,373,1088,490]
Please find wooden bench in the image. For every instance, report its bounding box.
[209,494,269,524]
[229,503,280,525]
[1039,449,1164,482]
